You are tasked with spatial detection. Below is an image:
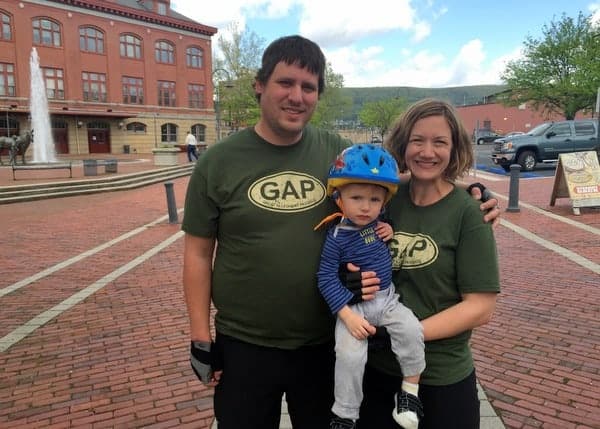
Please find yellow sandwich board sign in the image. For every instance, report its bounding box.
[550,151,600,215]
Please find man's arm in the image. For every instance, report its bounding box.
[457,180,501,227]
[183,233,216,342]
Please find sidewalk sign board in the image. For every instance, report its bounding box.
[550,151,600,215]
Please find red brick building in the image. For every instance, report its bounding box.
[0,0,217,155]
[456,102,593,137]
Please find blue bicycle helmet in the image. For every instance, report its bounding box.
[327,144,400,203]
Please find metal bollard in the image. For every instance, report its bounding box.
[506,164,521,212]
[164,182,179,224]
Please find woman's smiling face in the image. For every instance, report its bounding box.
[405,115,453,182]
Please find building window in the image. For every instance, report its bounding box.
[82,72,107,102]
[157,2,167,15]
[161,123,178,142]
[32,18,61,47]
[126,122,147,133]
[1,116,19,136]
[1,11,12,40]
[42,67,64,99]
[188,84,205,108]
[79,26,104,54]
[119,33,142,59]
[122,76,144,104]
[191,124,206,143]
[155,40,175,64]
[158,81,176,107]
[0,63,15,96]
[186,46,203,68]
[87,121,109,129]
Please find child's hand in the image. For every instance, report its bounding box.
[375,221,393,242]
[338,306,376,340]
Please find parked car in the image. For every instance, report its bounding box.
[504,131,525,138]
[491,120,599,172]
[474,130,503,145]
[370,136,383,145]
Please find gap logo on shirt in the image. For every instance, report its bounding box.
[390,232,439,270]
[248,171,326,213]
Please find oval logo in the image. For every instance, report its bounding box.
[390,232,438,269]
[248,171,326,213]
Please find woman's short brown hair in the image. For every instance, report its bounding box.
[385,98,474,181]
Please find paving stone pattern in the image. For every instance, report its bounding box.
[0,155,598,428]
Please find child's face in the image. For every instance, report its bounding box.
[338,183,387,227]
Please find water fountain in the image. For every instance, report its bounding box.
[29,47,56,163]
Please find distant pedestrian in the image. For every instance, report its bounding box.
[186,131,198,162]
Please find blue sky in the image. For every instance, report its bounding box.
[171,0,600,88]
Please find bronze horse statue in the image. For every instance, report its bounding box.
[0,135,16,165]
[0,131,32,165]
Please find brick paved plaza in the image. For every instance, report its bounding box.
[0,157,598,428]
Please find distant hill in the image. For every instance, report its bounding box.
[341,85,507,120]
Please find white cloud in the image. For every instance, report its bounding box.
[324,46,386,86]
[171,0,249,28]
[297,0,423,47]
[329,40,523,88]
[590,2,600,25]
[412,20,431,42]
[169,0,527,88]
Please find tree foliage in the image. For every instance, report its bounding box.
[311,62,352,129]
[501,12,600,120]
[358,98,407,139]
[214,23,265,130]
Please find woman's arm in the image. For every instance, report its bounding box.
[420,292,497,342]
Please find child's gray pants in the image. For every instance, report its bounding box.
[332,285,425,420]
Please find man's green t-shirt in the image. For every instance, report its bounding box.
[368,182,500,385]
[182,126,350,349]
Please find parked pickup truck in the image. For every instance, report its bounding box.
[491,119,600,172]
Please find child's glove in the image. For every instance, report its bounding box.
[466,182,493,202]
[339,265,363,304]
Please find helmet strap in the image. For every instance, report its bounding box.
[313,190,345,230]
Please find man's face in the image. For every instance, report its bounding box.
[254,61,320,145]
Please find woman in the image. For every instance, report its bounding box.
[357,99,500,429]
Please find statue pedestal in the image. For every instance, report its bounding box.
[152,147,180,166]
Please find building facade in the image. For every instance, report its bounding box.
[0,0,217,155]
[455,102,593,137]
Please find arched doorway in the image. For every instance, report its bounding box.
[87,121,111,154]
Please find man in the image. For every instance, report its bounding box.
[186,131,198,162]
[182,35,499,429]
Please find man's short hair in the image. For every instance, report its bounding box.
[255,35,326,101]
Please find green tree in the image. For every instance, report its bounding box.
[501,12,600,119]
[311,62,352,129]
[214,23,265,131]
[358,98,407,140]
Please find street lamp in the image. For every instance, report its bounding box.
[212,68,232,143]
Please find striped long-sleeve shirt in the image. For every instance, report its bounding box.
[317,219,393,314]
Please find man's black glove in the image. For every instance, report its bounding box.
[368,326,392,351]
[339,264,363,304]
[466,182,493,202]
[190,340,223,384]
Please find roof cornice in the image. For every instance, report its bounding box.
[44,0,217,36]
